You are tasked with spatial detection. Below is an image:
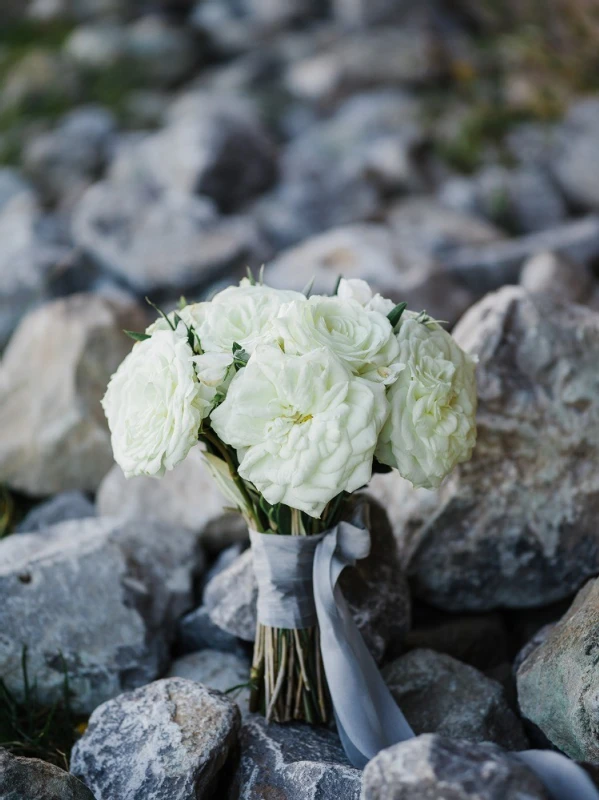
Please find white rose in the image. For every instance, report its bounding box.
[376,313,477,488]
[102,330,207,478]
[200,282,305,355]
[275,295,399,383]
[210,344,388,517]
[337,278,396,316]
[192,352,234,388]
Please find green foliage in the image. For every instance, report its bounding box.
[387,302,407,331]
[124,330,151,342]
[0,649,84,770]
[0,485,14,539]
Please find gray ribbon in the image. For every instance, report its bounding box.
[250,523,599,799]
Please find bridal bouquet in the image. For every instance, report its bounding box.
[102,274,477,726]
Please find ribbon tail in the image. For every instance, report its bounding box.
[515,751,599,800]
[313,526,414,769]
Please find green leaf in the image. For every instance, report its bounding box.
[302,276,315,298]
[178,295,187,310]
[124,330,151,342]
[245,266,256,285]
[233,348,250,370]
[332,275,343,296]
[387,302,407,330]
[145,297,175,331]
[258,264,265,285]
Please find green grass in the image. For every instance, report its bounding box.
[0,649,85,770]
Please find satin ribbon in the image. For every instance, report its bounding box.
[249,524,599,799]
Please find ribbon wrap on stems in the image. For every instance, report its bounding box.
[249,523,599,799]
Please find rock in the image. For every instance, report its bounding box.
[229,714,361,799]
[383,649,528,750]
[64,22,128,69]
[520,251,595,305]
[332,0,415,27]
[406,286,599,610]
[243,0,318,29]
[551,97,599,211]
[0,748,95,800]
[125,16,199,87]
[72,176,267,295]
[23,106,117,207]
[512,623,555,677]
[264,219,476,324]
[177,604,244,655]
[16,491,96,532]
[0,293,145,496]
[362,734,550,800]
[286,25,447,106]
[442,215,599,294]
[146,90,277,212]
[0,517,203,712]
[404,612,509,671]
[167,650,250,712]
[71,678,240,800]
[0,50,80,112]
[255,90,423,248]
[97,448,248,552]
[517,577,599,762]
[204,498,410,663]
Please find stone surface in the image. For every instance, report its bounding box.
[361,734,550,800]
[125,15,198,87]
[383,649,528,749]
[97,448,248,552]
[255,90,423,248]
[204,498,410,663]
[71,678,240,800]
[64,22,128,69]
[167,649,250,713]
[177,604,244,655]
[442,215,599,294]
[517,578,599,762]
[520,250,595,305]
[23,106,117,207]
[229,714,361,799]
[0,293,145,496]
[551,97,599,211]
[16,491,96,533]
[0,517,203,712]
[0,748,95,800]
[406,286,599,610]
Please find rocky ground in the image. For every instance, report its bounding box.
[2,1,599,798]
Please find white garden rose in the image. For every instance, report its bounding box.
[275,295,400,383]
[376,313,477,488]
[337,278,396,316]
[210,344,388,517]
[102,329,207,478]
[199,281,305,355]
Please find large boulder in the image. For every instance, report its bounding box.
[97,448,247,553]
[406,286,599,610]
[228,715,361,799]
[0,293,145,496]
[16,491,96,533]
[362,734,550,800]
[71,678,240,800]
[517,577,599,762]
[0,517,204,712]
[167,649,250,714]
[0,748,95,800]
[204,498,410,662]
[550,97,599,211]
[383,649,528,750]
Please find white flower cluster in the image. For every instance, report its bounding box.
[102,277,477,517]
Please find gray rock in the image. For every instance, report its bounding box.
[442,215,599,294]
[383,649,528,750]
[0,293,146,496]
[204,498,410,663]
[0,748,95,800]
[512,623,555,677]
[71,678,240,800]
[362,734,550,800]
[255,90,423,248]
[403,612,509,671]
[64,22,128,69]
[97,449,248,553]
[124,16,198,87]
[23,106,117,207]
[0,51,79,113]
[406,286,599,610]
[517,578,599,762]
[16,491,96,533]
[286,25,447,105]
[520,250,595,305]
[0,517,204,712]
[332,0,415,27]
[177,604,244,655]
[167,649,250,713]
[229,714,361,799]
[72,176,267,294]
[551,97,599,211]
